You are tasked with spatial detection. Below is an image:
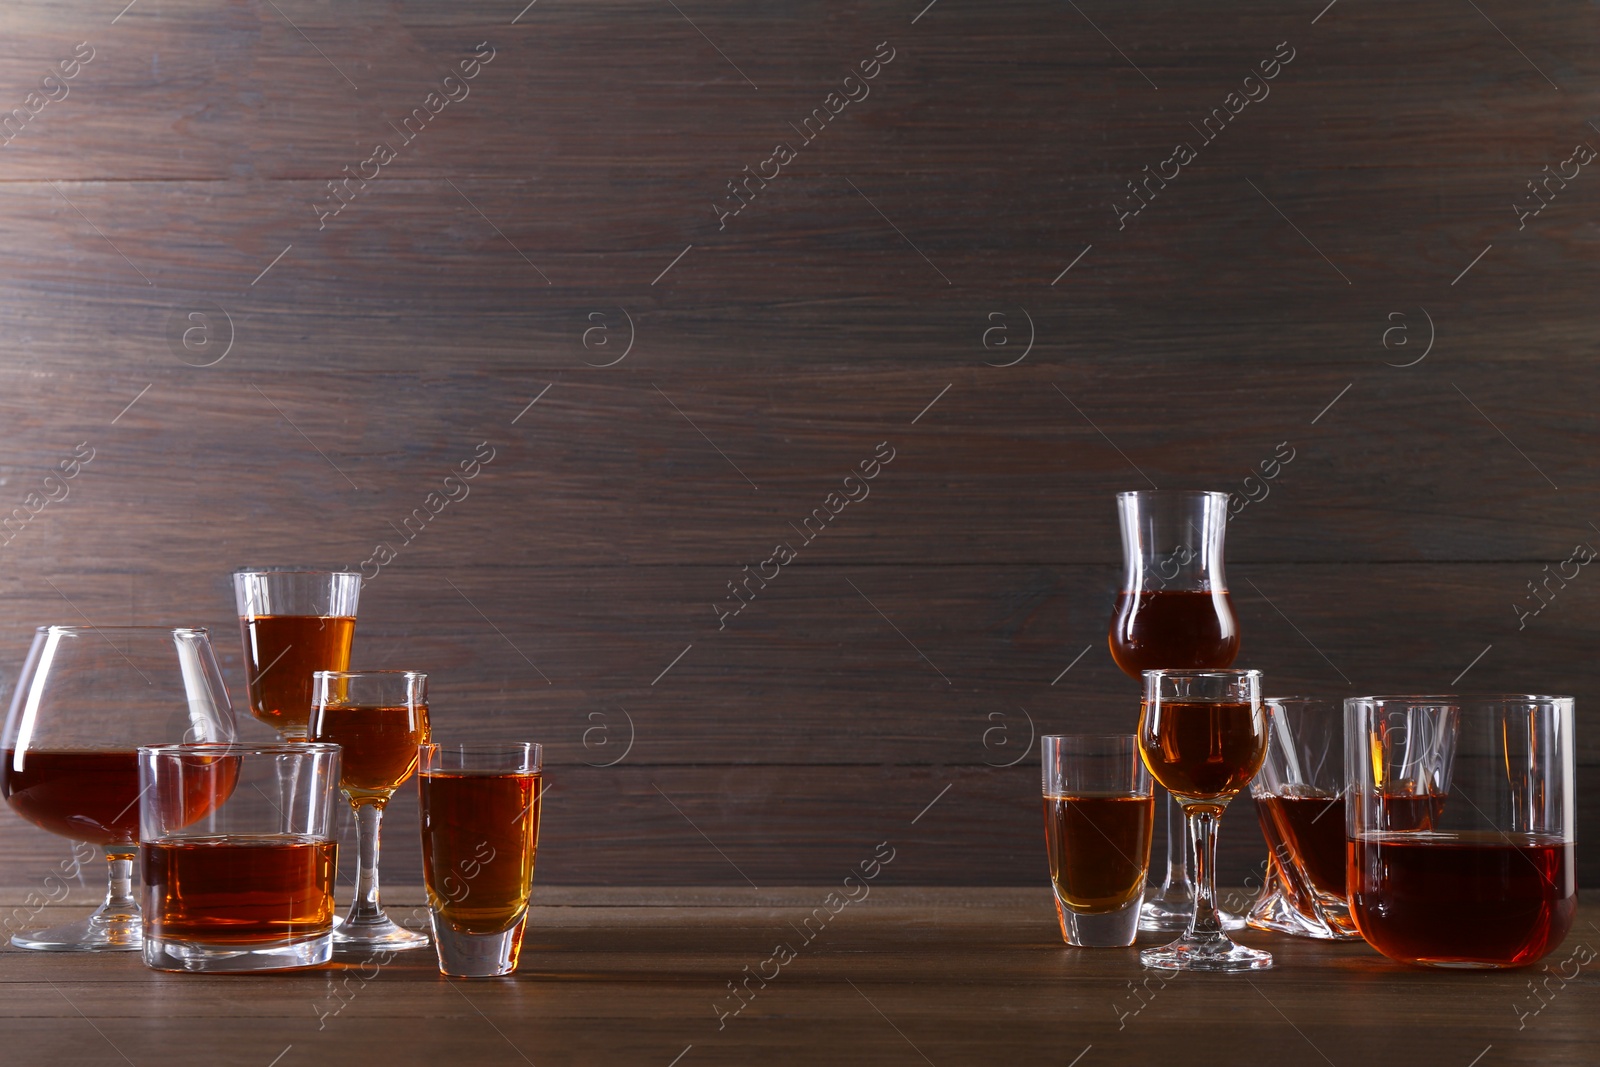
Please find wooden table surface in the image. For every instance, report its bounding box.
[1,886,1593,1066]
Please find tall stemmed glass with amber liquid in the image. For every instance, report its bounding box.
[1108,490,1242,932]
[235,569,360,741]
[312,670,431,950]
[1138,669,1271,971]
[1,626,236,951]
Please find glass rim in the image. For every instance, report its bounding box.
[313,669,427,680]
[1116,489,1229,502]
[1141,668,1261,680]
[35,624,210,636]
[1040,733,1138,743]
[420,742,543,754]
[1345,693,1574,706]
[419,741,543,770]
[232,567,363,577]
[139,742,341,756]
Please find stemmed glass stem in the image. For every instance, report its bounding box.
[345,802,387,931]
[1184,805,1222,939]
[88,848,139,937]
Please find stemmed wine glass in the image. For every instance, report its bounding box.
[1107,489,1245,932]
[1,626,236,950]
[311,670,431,950]
[1138,669,1272,971]
[234,569,361,741]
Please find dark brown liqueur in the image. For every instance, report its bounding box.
[1347,832,1575,967]
[1109,589,1239,678]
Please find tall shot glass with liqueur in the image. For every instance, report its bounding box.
[234,569,360,740]
[1041,734,1154,947]
[418,743,542,977]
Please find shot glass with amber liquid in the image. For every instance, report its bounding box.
[1041,734,1154,947]
[419,742,543,977]
[234,569,360,741]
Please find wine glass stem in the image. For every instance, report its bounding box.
[97,849,137,924]
[346,802,386,927]
[1184,805,1223,938]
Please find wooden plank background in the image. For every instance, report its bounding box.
[0,0,1596,887]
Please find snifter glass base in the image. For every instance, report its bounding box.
[144,932,332,973]
[1141,932,1273,972]
[11,908,141,952]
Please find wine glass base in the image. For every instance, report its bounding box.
[1138,894,1247,933]
[1141,934,1273,973]
[333,917,431,951]
[11,912,141,952]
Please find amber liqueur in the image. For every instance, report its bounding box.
[1109,588,1239,677]
[313,703,429,803]
[143,834,336,944]
[1348,832,1575,967]
[1042,794,1154,911]
[2,749,141,846]
[1139,699,1266,801]
[420,771,541,934]
[239,614,355,737]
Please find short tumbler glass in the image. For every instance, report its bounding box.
[419,743,543,977]
[1041,734,1154,947]
[1345,694,1576,969]
[139,743,341,973]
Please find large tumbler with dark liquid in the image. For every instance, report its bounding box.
[1345,694,1575,969]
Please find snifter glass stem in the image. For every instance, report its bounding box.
[11,847,141,952]
[84,848,140,945]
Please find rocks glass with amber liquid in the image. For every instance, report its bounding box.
[234,569,361,740]
[139,742,339,972]
[1041,735,1154,947]
[1,626,235,951]
[1108,490,1244,933]
[1345,695,1575,969]
[1246,697,1359,940]
[1137,669,1271,972]
[312,670,431,950]
[419,743,542,977]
